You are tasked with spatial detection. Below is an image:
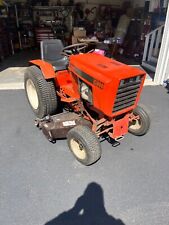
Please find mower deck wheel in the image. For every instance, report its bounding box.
[67,125,101,166]
[24,66,58,118]
[129,105,150,136]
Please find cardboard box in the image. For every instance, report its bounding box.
[73,27,86,38]
[72,36,78,45]
[72,35,88,44]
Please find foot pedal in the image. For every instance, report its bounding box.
[115,136,124,141]
[107,137,121,147]
[112,141,120,147]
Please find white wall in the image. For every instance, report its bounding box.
[154,3,169,84]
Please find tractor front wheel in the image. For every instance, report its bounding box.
[129,105,150,136]
[24,66,58,118]
[67,125,101,166]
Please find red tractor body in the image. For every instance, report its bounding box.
[69,53,145,118]
[25,41,150,165]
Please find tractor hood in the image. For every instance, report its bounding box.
[69,53,146,118]
[70,53,144,84]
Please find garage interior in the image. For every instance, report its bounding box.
[0,0,168,76]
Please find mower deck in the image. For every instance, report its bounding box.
[35,112,92,142]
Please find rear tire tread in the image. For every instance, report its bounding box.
[24,66,57,118]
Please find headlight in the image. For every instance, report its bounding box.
[80,81,93,104]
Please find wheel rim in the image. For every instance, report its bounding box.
[26,79,39,110]
[129,118,142,130]
[70,138,86,160]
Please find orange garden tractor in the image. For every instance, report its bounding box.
[24,39,150,165]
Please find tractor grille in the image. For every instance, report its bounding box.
[113,76,143,113]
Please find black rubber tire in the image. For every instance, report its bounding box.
[128,105,150,136]
[24,66,58,118]
[67,125,102,166]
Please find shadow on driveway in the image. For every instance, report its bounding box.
[45,182,125,225]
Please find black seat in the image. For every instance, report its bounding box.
[40,39,68,71]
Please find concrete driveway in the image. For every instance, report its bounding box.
[0,86,169,225]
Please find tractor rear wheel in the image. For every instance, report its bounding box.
[24,66,58,118]
[67,125,101,166]
[129,105,150,136]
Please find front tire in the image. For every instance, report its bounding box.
[67,125,101,166]
[24,66,58,118]
[129,105,150,136]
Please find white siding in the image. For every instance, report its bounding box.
[154,3,169,84]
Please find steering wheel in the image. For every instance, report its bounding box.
[62,43,93,57]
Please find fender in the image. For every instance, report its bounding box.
[29,59,56,79]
